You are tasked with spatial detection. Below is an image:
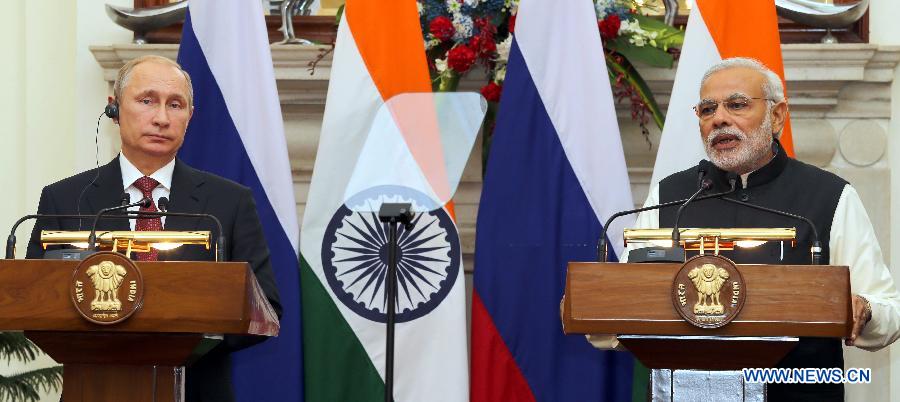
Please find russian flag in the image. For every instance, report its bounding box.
[471,0,636,401]
[176,1,302,401]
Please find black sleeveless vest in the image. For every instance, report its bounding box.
[658,141,848,401]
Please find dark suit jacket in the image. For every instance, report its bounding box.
[26,156,283,402]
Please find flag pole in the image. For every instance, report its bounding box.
[378,203,414,402]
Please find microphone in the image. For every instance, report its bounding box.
[671,178,714,247]
[719,197,823,265]
[6,208,225,262]
[597,166,739,262]
[148,197,226,262]
[87,195,152,250]
[5,212,151,259]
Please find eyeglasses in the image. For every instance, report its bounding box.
[693,96,775,120]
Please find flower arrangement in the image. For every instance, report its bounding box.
[418,0,515,92]
[417,0,684,162]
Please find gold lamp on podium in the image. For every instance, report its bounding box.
[40,230,212,260]
[624,227,797,255]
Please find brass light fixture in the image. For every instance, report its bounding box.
[624,228,796,255]
[41,230,211,258]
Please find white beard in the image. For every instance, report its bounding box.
[705,113,773,174]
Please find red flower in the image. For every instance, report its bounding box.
[508,15,517,34]
[475,17,497,38]
[598,14,621,40]
[480,82,502,102]
[470,35,497,58]
[429,16,455,42]
[447,44,477,73]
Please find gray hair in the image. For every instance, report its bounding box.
[701,57,786,137]
[113,55,194,107]
[701,57,785,103]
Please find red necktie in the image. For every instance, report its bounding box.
[133,176,161,261]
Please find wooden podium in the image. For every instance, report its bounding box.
[0,258,279,402]
[562,262,852,401]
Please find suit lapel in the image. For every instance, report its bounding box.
[161,159,209,262]
[85,157,131,231]
[164,159,207,230]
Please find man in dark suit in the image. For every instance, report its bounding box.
[25,55,281,402]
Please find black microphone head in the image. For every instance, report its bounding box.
[139,197,152,209]
[700,178,713,190]
[119,193,131,207]
[698,159,714,176]
[158,197,169,212]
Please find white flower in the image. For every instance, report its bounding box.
[452,14,474,41]
[464,0,480,7]
[493,63,507,83]
[425,36,442,50]
[417,1,423,14]
[435,58,449,73]
[618,19,642,35]
[495,36,512,61]
[594,0,612,19]
[447,0,462,13]
[504,0,519,13]
[630,35,646,47]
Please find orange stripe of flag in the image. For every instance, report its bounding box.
[345,0,431,98]
[697,0,794,157]
[345,0,455,216]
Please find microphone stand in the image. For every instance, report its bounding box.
[597,178,738,263]
[133,208,227,262]
[6,211,225,261]
[88,197,152,250]
[671,179,712,247]
[377,203,414,402]
[6,212,157,259]
[719,197,823,265]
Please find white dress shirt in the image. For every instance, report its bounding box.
[119,153,175,230]
[594,183,900,351]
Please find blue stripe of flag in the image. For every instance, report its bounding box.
[177,12,302,402]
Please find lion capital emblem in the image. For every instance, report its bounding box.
[688,263,729,315]
[86,260,127,312]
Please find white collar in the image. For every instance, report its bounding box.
[119,152,175,191]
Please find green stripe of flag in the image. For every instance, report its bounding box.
[301,255,385,401]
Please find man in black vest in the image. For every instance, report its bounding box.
[25,55,281,402]
[628,57,900,401]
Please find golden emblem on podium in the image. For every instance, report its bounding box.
[689,263,729,315]
[71,252,145,325]
[672,255,746,329]
[86,261,127,312]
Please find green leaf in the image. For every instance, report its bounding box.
[632,14,685,50]
[0,366,63,402]
[606,52,666,130]
[335,4,345,25]
[0,333,40,364]
[607,37,674,68]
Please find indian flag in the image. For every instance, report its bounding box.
[650,0,795,188]
[300,1,468,401]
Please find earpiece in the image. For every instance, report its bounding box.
[104,101,119,119]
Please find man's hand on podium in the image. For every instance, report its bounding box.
[846,294,873,346]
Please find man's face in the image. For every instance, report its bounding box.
[115,61,192,162]
[698,67,786,174]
